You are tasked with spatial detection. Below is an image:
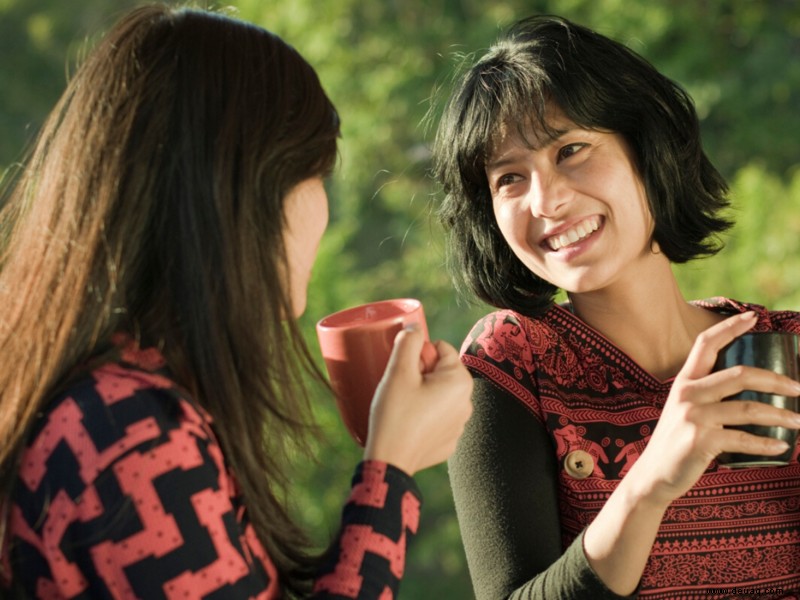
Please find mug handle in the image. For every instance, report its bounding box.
[420,341,439,374]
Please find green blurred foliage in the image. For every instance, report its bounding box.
[1,0,798,597]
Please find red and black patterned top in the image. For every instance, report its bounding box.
[2,336,422,599]
[449,298,800,599]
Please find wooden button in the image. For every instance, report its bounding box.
[564,450,594,479]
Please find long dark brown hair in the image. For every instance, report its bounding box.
[0,4,339,595]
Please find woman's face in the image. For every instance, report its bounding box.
[282,177,329,317]
[485,110,662,296]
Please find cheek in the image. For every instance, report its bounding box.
[492,203,548,281]
[632,181,655,235]
[493,201,530,251]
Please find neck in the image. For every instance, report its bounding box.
[568,263,724,381]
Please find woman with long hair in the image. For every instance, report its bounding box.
[0,4,472,598]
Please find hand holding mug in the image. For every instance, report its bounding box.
[713,328,800,467]
[316,299,444,445]
[364,326,473,475]
[625,312,800,507]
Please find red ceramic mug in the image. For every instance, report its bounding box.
[316,298,438,446]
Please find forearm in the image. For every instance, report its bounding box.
[582,470,668,596]
[449,377,634,599]
[313,461,422,599]
[506,531,637,600]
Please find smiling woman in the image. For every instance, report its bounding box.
[436,18,732,318]
[435,14,800,599]
[485,116,654,296]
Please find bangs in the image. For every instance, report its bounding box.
[450,52,562,187]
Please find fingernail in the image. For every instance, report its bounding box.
[741,311,757,320]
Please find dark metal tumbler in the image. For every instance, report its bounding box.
[713,331,800,468]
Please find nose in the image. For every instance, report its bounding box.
[526,171,569,218]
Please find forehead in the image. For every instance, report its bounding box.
[487,107,576,161]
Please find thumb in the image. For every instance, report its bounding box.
[383,325,427,378]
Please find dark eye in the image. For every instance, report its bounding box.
[557,143,587,162]
[496,173,520,188]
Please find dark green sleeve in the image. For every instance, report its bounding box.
[448,377,638,599]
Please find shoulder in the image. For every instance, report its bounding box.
[17,360,214,498]
[8,360,270,598]
[461,306,565,366]
[695,297,800,335]
[62,360,208,445]
[458,306,571,409]
[764,308,800,335]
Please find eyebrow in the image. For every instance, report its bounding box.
[486,127,573,171]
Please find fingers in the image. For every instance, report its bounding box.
[680,311,757,380]
[420,341,439,373]
[365,333,473,476]
[635,312,797,503]
[430,339,460,367]
[717,427,791,457]
[387,328,459,376]
[674,390,800,463]
[690,364,800,405]
[702,398,800,428]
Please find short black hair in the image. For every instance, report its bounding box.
[434,15,732,316]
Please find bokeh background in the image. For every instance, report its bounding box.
[2,0,798,597]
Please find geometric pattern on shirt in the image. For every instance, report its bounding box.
[313,461,421,599]
[4,340,422,600]
[7,364,278,599]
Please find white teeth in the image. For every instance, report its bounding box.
[546,218,600,251]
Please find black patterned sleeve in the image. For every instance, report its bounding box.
[312,461,422,599]
[5,375,282,599]
[5,367,423,600]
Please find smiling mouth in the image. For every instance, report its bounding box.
[544,216,601,251]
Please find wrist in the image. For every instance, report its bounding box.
[621,457,681,512]
[583,478,668,595]
[363,440,418,477]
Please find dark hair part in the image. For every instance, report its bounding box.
[434,15,732,316]
[0,4,338,595]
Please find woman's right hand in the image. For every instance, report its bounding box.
[363,326,474,476]
[628,311,800,507]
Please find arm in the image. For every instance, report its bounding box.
[314,326,474,598]
[312,461,422,599]
[580,312,800,594]
[9,329,472,600]
[319,311,800,598]
[448,377,634,600]
[454,312,800,597]
[10,387,420,600]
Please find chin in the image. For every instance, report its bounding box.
[280,295,307,320]
[292,303,307,319]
